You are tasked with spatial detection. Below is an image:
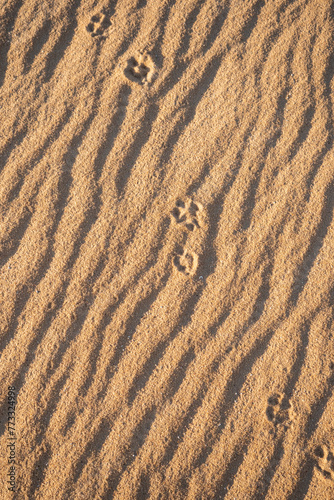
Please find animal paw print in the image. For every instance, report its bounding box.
[314,445,334,481]
[266,393,293,429]
[173,249,198,276]
[124,53,156,85]
[86,11,111,38]
[171,199,203,231]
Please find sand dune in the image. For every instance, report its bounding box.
[1,0,334,498]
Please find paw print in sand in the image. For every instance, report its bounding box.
[173,249,198,276]
[314,445,334,481]
[266,393,293,429]
[171,198,203,231]
[86,11,111,38]
[124,53,156,85]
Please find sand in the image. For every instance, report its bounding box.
[1,0,334,498]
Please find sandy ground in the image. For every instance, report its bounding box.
[1,0,334,498]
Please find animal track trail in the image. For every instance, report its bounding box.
[171,198,203,231]
[86,11,111,38]
[124,53,156,85]
[266,393,294,430]
[171,199,203,276]
[173,249,198,276]
[314,445,334,481]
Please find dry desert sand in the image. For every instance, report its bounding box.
[1,0,334,498]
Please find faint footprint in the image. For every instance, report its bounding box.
[171,198,203,231]
[124,53,156,85]
[266,393,293,429]
[173,249,198,276]
[314,445,334,480]
[86,11,111,38]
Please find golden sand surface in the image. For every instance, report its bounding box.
[1,0,334,498]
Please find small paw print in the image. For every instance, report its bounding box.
[171,199,203,231]
[86,11,111,38]
[314,445,334,481]
[266,393,293,429]
[124,53,156,85]
[173,249,198,276]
